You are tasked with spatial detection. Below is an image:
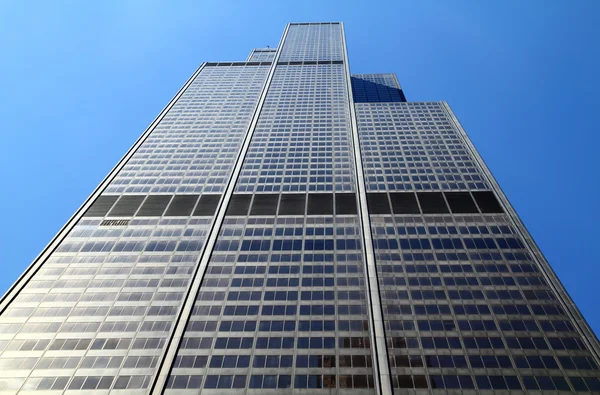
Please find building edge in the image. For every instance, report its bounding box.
[441,101,600,364]
[341,23,394,395]
[0,62,208,315]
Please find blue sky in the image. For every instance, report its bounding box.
[1,1,599,333]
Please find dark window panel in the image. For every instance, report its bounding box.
[351,76,406,103]
[335,193,357,215]
[108,195,145,217]
[307,194,333,215]
[136,195,172,217]
[165,195,199,216]
[193,195,221,216]
[367,193,391,214]
[84,195,119,217]
[417,192,449,214]
[278,194,306,216]
[445,192,479,214]
[250,194,279,216]
[389,192,420,214]
[226,195,252,216]
[473,191,504,213]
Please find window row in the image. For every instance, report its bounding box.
[374,236,525,251]
[178,336,370,350]
[22,375,152,391]
[172,354,371,369]
[389,354,597,371]
[386,336,586,351]
[382,289,554,302]
[190,304,367,316]
[85,194,221,218]
[378,251,532,264]
[166,374,374,390]
[384,302,566,317]
[224,290,366,301]
[366,191,503,215]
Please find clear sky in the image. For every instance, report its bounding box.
[1,1,599,334]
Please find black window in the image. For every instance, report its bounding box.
[193,195,221,216]
[226,195,252,216]
[472,191,504,213]
[165,195,199,216]
[307,194,333,215]
[367,193,390,214]
[136,195,172,216]
[389,192,420,214]
[278,194,306,215]
[250,194,279,216]
[444,192,478,213]
[417,192,449,214]
[108,195,145,217]
[84,195,118,217]
[335,193,357,215]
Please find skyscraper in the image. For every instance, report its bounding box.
[1,21,599,394]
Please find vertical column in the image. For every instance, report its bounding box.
[149,25,291,395]
[163,22,379,394]
[341,24,394,395]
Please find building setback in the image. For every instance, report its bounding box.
[1,22,599,395]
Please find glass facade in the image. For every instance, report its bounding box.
[0,64,270,393]
[248,49,277,62]
[351,74,406,103]
[1,22,599,395]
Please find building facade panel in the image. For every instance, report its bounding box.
[235,63,356,193]
[279,23,344,62]
[356,102,489,192]
[351,74,406,103]
[356,102,600,393]
[165,214,376,393]
[0,65,270,393]
[106,64,270,195]
[248,49,277,62]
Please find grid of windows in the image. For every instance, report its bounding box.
[236,64,356,193]
[357,102,489,192]
[357,95,600,394]
[279,23,343,62]
[0,218,211,392]
[248,48,277,62]
[166,216,376,392]
[106,65,269,195]
[0,64,269,393]
[370,214,600,391]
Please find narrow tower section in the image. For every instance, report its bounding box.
[355,100,600,393]
[163,23,379,394]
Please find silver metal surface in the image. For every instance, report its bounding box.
[341,23,393,395]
